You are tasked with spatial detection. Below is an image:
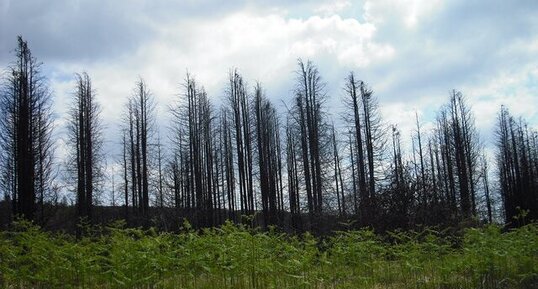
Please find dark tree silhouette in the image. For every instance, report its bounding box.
[288,59,331,231]
[155,134,165,208]
[227,70,255,216]
[381,125,414,229]
[0,36,54,222]
[431,91,481,220]
[221,107,237,221]
[122,79,155,216]
[331,123,346,216]
[170,74,217,226]
[285,116,301,229]
[254,83,283,226]
[343,72,385,226]
[495,107,537,226]
[67,72,103,222]
[0,40,532,232]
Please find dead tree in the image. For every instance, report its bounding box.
[343,72,385,226]
[331,123,346,216]
[496,107,537,225]
[0,36,54,222]
[254,83,283,226]
[285,117,301,229]
[428,91,481,222]
[170,74,216,226]
[123,79,155,216]
[288,59,330,231]
[227,70,254,216]
[67,72,103,222]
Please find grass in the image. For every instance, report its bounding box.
[0,220,536,289]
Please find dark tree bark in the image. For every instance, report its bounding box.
[123,79,155,216]
[426,91,482,223]
[286,117,301,229]
[67,72,103,223]
[156,135,165,208]
[288,59,330,232]
[343,73,385,226]
[331,124,345,216]
[345,73,367,224]
[122,130,129,219]
[496,107,538,226]
[0,36,54,223]
[254,83,282,227]
[222,109,236,221]
[480,154,493,223]
[170,74,216,226]
[227,70,254,216]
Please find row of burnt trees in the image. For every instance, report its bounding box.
[0,37,55,223]
[255,83,285,226]
[1,38,536,229]
[162,72,286,227]
[286,61,328,229]
[145,60,499,230]
[381,90,487,229]
[342,72,385,226]
[121,80,153,217]
[66,73,103,222]
[0,38,104,225]
[496,107,538,225]
[170,75,216,226]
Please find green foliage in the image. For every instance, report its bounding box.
[0,221,536,289]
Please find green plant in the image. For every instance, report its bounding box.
[0,221,536,289]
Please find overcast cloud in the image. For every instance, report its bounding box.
[1,0,537,159]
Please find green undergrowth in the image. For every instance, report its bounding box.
[0,220,536,289]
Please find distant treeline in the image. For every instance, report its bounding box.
[0,36,536,232]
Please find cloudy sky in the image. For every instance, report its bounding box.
[1,0,537,159]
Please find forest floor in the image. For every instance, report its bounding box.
[0,220,536,289]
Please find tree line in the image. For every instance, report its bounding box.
[1,37,536,231]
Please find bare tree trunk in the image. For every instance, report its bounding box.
[1,37,54,222]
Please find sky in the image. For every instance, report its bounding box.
[1,0,538,166]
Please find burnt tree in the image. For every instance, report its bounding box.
[288,59,331,231]
[0,36,54,222]
[343,72,385,226]
[496,107,537,225]
[123,79,155,216]
[67,72,103,222]
[254,83,283,226]
[170,74,217,226]
[227,70,255,216]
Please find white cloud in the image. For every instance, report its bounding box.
[464,65,538,135]
[38,8,395,158]
[314,0,351,16]
[1,0,537,169]
[364,0,443,28]
[66,10,391,103]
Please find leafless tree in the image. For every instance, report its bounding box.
[343,72,385,226]
[0,36,55,222]
[227,70,255,216]
[287,59,331,231]
[122,78,155,216]
[66,72,103,222]
[170,74,217,226]
[254,83,283,226]
[495,106,537,226]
